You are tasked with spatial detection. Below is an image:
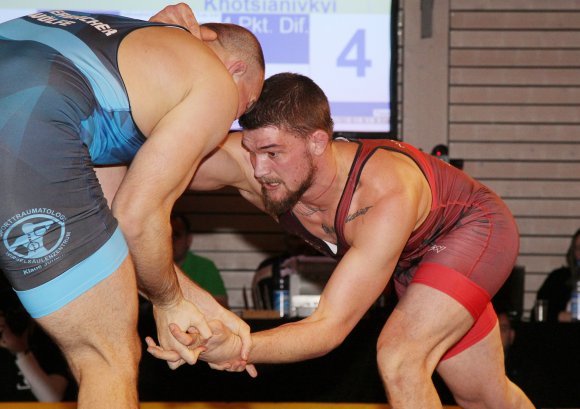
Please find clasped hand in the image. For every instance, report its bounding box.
[146,319,257,377]
[149,298,213,369]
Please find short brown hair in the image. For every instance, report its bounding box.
[239,72,334,138]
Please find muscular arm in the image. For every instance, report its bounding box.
[149,155,427,369]
[161,186,422,367]
[188,131,265,210]
[111,28,239,362]
[246,188,421,364]
[114,29,236,307]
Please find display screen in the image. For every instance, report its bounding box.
[0,1,396,134]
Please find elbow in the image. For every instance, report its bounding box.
[112,203,147,243]
[312,321,350,358]
[328,327,349,353]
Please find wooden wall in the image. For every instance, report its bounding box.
[448,0,580,316]
[178,0,580,317]
[174,189,283,312]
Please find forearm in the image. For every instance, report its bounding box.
[249,318,345,364]
[15,352,67,402]
[119,209,182,307]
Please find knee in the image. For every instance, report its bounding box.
[67,329,142,379]
[376,336,424,385]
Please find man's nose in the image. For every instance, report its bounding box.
[252,156,270,179]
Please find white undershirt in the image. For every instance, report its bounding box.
[323,240,338,255]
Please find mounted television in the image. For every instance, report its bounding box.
[0,0,398,138]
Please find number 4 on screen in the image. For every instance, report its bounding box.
[337,29,372,77]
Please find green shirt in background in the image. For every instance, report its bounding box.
[180,251,227,297]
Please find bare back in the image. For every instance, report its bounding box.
[118,26,238,138]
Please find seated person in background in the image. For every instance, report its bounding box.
[493,303,516,356]
[252,232,320,309]
[0,276,74,402]
[534,228,580,322]
[171,214,228,308]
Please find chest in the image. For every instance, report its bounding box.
[294,186,368,248]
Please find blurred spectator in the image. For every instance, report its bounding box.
[498,310,516,353]
[534,228,580,322]
[0,275,74,402]
[171,213,228,308]
[491,297,527,392]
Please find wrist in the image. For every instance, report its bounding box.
[153,289,184,310]
[146,272,183,309]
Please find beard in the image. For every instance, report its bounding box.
[261,165,316,216]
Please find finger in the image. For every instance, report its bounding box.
[169,323,197,346]
[208,362,231,371]
[227,362,247,373]
[188,346,207,362]
[168,358,186,370]
[200,26,218,41]
[174,338,209,365]
[180,4,201,39]
[145,339,177,358]
[146,344,181,362]
[145,336,185,362]
[175,344,199,365]
[144,336,157,347]
[245,364,258,378]
[189,316,213,341]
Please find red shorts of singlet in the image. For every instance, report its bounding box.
[412,263,497,360]
[396,195,519,360]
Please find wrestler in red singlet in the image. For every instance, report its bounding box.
[280,138,519,360]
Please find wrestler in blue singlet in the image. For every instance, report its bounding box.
[0,11,177,317]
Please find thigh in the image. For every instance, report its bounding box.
[36,256,139,362]
[436,322,507,403]
[380,282,474,370]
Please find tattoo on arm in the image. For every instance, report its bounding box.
[321,206,372,234]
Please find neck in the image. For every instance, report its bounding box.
[298,150,339,213]
[310,166,338,203]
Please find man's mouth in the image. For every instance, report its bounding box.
[260,179,282,190]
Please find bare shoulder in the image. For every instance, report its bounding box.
[347,148,431,238]
[361,148,426,197]
[118,26,236,135]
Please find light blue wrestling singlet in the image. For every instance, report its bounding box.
[0,10,174,317]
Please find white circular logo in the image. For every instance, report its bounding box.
[3,214,66,260]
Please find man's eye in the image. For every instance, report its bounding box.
[268,152,278,158]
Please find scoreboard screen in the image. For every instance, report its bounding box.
[0,1,397,135]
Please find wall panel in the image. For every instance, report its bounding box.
[449,1,580,317]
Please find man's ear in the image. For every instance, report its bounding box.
[308,130,330,156]
[227,60,248,80]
